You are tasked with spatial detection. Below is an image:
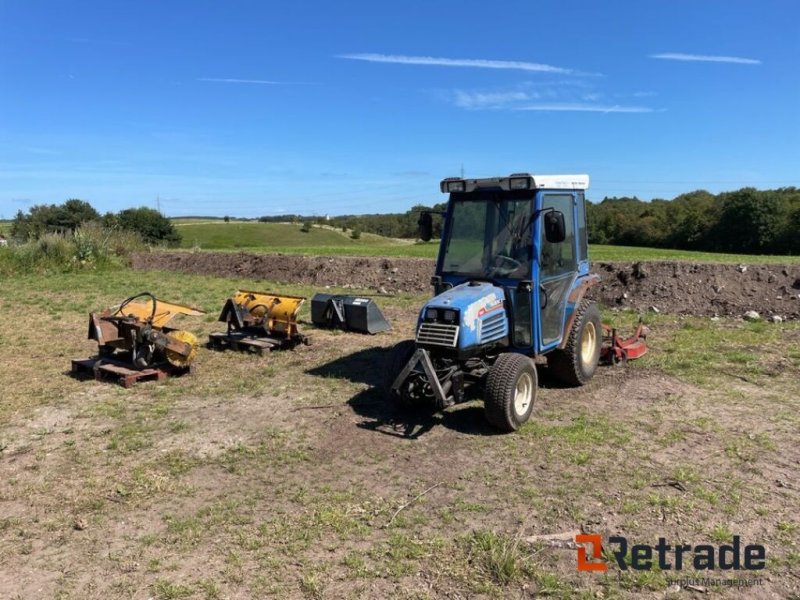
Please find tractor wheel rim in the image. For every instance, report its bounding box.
[514,372,533,416]
[581,321,597,369]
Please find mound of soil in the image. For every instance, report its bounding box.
[589,261,800,319]
[131,251,800,319]
[131,251,436,293]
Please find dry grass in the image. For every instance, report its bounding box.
[0,269,799,598]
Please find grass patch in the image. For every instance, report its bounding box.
[152,578,193,599]
[643,315,800,386]
[468,531,531,586]
[710,524,734,543]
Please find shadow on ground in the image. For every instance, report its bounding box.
[308,348,502,439]
[306,347,388,387]
[347,388,501,439]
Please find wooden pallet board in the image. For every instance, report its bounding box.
[71,357,191,388]
[208,331,293,355]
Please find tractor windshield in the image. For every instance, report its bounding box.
[441,191,534,279]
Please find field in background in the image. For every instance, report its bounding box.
[178,220,416,247]
[171,219,800,264]
[1,218,797,263]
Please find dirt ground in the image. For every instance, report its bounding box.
[131,252,800,319]
[1,268,799,599]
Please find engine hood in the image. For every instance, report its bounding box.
[423,281,505,321]
[417,282,508,350]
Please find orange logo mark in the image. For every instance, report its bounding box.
[576,534,607,572]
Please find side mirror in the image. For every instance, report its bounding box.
[418,212,433,242]
[544,210,566,244]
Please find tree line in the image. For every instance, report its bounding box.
[587,187,799,255]
[9,200,181,245]
[259,187,798,255]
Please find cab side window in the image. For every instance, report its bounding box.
[577,192,588,263]
[540,193,576,278]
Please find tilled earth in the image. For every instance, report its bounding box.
[132,251,800,319]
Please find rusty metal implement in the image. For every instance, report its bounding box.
[88,292,205,369]
[600,320,649,366]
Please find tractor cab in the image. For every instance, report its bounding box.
[385,173,605,433]
[423,173,593,355]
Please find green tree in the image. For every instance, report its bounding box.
[664,190,718,249]
[11,199,100,240]
[117,207,181,245]
[712,189,782,253]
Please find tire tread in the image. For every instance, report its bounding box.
[549,299,600,387]
[383,340,417,407]
[485,353,537,432]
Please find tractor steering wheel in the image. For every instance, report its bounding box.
[492,254,522,272]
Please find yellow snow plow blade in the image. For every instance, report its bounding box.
[225,290,305,338]
[107,296,204,329]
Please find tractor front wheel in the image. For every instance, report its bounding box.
[549,299,602,386]
[484,353,538,432]
[383,340,417,409]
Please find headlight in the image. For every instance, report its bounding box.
[509,176,532,190]
[440,178,466,193]
[443,309,457,323]
[425,308,438,321]
[447,180,466,193]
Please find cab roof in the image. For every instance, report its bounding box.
[440,173,589,193]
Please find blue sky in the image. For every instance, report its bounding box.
[1,1,798,218]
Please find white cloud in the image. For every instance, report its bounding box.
[454,90,538,109]
[338,53,589,75]
[516,103,654,113]
[650,53,761,65]
[449,83,653,113]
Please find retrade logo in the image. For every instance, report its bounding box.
[575,534,766,572]
[576,534,607,572]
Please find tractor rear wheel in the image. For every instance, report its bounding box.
[484,353,537,432]
[549,299,602,386]
[383,340,417,409]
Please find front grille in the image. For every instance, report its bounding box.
[416,322,459,347]
[480,313,506,343]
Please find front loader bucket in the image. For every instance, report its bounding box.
[310,294,391,334]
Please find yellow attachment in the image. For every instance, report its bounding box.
[232,290,305,337]
[111,298,205,329]
[164,330,200,367]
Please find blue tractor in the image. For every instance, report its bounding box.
[384,173,603,432]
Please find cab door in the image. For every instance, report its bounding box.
[537,192,578,349]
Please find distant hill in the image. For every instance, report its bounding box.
[173,220,434,256]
